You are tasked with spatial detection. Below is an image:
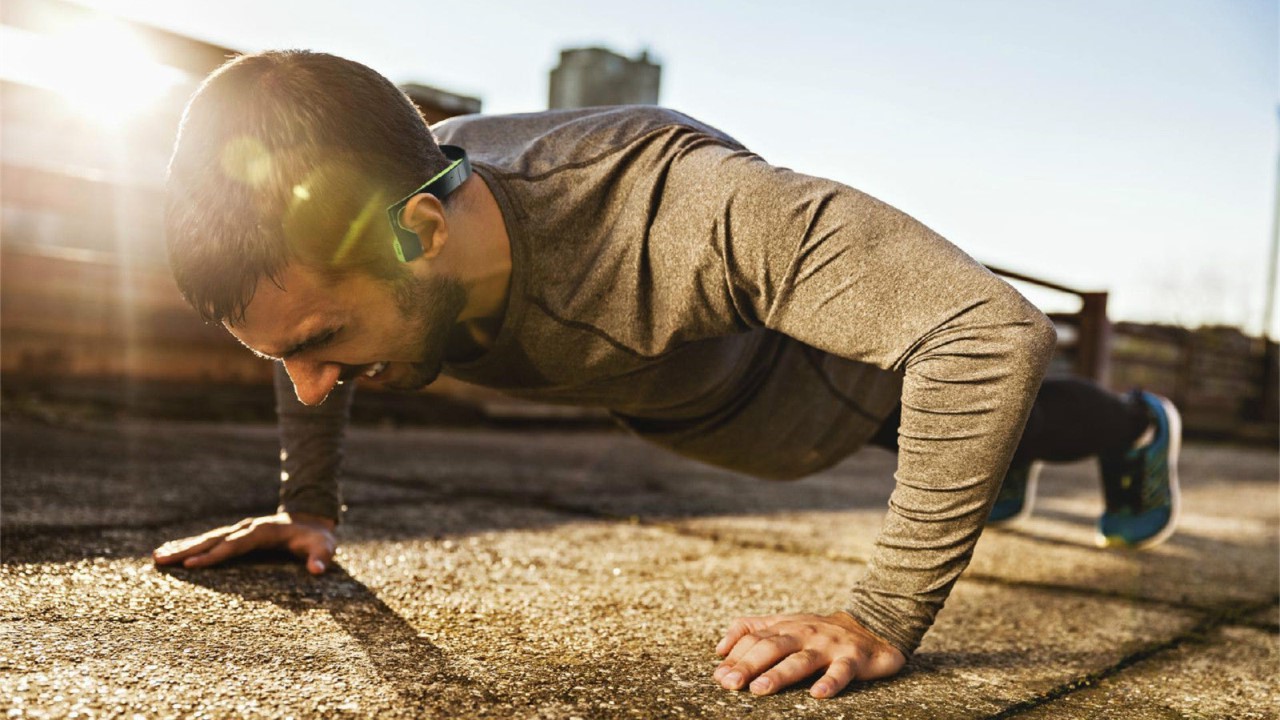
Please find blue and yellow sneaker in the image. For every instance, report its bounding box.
[1096,389,1182,549]
[988,460,1043,525]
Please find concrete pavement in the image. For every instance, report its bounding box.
[2,417,1276,718]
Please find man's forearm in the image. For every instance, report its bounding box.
[843,305,1056,656]
[274,362,355,522]
[669,140,1060,655]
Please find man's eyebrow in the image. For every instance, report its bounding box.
[266,327,342,361]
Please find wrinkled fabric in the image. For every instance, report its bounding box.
[274,106,1056,655]
[275,362,352,520]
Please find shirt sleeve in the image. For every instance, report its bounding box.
[273,361,355,523]
[689,143,1057,655]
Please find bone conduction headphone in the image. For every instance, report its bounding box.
[385,144,472,262]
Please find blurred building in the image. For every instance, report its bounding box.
[402,83,482,124]
[0,0,486,417]
[549,47,661,109]
[1,2,1273,440]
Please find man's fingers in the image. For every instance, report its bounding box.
[181,541,243,569]
[153,515,339,574]
[718,634,801,690]
[285,531,336,576]
[709,613,906,699]
[224,525,262,543]
[749,649,827,696]
[714,631,767,682]
[182,523,275,569]
[716,619,754,656]
[153,535,222,564]
[716,616,779,655]
[153,518,256,563]
[810,656,859,699]
[716,614,781,659]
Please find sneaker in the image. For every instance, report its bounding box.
[1096,389,1182,549]
[988,460,1043,525]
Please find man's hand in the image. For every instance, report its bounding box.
[713,611,906,698]
[152,512,337,575]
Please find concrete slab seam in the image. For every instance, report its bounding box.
[634,518,1251,620]
[980,595,1280,720]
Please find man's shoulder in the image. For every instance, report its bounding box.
[430,106,744,172]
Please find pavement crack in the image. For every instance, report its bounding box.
[356,481,1258,622]
[1228,617,1279,634]
[980,595,1280,719]
[629,518,1241,617]
[954,570,1219,615]
[352,485,1272,621]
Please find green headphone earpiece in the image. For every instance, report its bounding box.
[385,145,472,262]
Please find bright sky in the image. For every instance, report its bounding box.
[71,0,1280,335]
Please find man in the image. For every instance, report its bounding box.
[153,50,1181,699]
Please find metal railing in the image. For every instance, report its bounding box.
[987,264,1111,384]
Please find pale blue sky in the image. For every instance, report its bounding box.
[74,0,1280,335]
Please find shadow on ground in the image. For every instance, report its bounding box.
[3,417,1277,719]
[157,553,497,711]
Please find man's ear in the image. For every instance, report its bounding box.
[399,193,448,259]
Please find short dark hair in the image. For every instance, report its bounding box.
[165,50,451,324]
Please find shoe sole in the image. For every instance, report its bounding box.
[988,461,1043,527]
[1095,394,1182,550]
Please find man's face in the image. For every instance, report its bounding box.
[225,263,467,406]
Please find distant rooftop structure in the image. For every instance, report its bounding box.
[548,47,661,109]
[400,83,482,124]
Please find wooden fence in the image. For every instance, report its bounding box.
[990,264,1277,444]
[1107,322,1277,442]
[3,246,1276,442]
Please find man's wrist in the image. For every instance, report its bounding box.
[278,507,338,531]
[840,604,916,659]
[833,610,903,653]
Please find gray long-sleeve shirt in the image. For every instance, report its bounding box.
[274,106,1056,655]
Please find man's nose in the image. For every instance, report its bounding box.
[282,359,343,406]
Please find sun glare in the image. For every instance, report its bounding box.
[0,17,188,129]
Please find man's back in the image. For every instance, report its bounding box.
[430,106,904,478]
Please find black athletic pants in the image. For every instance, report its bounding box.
[868,376,1151,465]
